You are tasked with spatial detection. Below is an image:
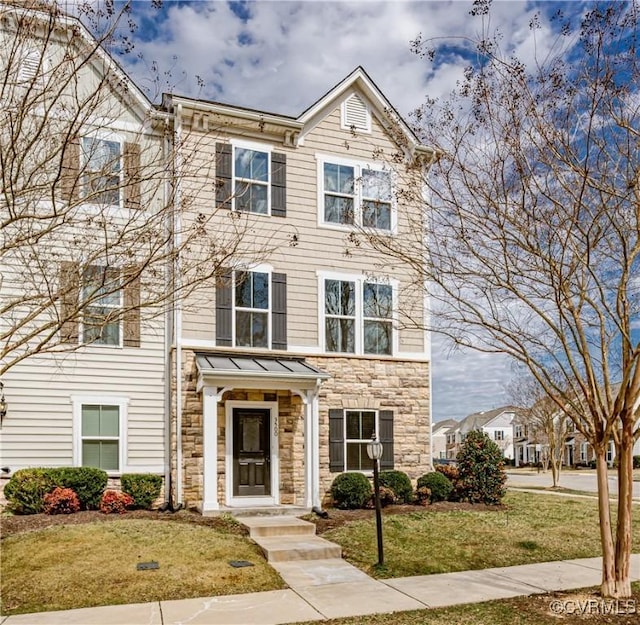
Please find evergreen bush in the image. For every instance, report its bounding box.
[416,471,453,502]
[121,473,163,509]
[3,468,56,514]
[379,470,413,503]
[330,472,372,509]
[457,430,507,504]
[51,467,108,510]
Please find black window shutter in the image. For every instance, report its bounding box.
[271,272,287,350]
[216,143,232,210]
[329,409,345,473]
[271,152,286,217]
[216,269,233,346]
[379,410,394,470]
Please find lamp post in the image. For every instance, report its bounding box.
[366,433,384,566]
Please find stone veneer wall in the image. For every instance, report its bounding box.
[306,356,431,502]
[175,351,430,510]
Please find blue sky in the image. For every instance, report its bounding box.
[108,0,591,422]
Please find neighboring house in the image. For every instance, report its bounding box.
[0,4,169,497]
[432,419,458,460]
[446,406,518,461]
[168,68,435,513]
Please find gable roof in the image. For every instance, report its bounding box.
[2,0,165,125]
[297,66,434,159]
[458,406,520,432]
[433,418,458,434]
[166,66,435,158]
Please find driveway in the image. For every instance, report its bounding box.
[506,469,640,500]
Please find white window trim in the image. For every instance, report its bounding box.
[80,131,125,210]
[225,400,279,507]
[231,267,272,350]
[317,270,398,356]
[71,395,129,476]
[230,139,273,216]
[343,408,379,474]
[315,153,397,234]
[80,265,123,349]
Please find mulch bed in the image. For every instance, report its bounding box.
[1,501,504,539]
[0,508,248,538]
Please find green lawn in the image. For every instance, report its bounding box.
[1,518,285,615]
[323,492,640,578]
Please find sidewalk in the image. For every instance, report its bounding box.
[2,555,638,625]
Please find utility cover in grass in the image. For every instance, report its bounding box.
[136,561,159,570]
[229,560,254,568]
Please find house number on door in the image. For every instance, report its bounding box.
[273,417,278,436]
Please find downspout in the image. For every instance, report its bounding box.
[174,103,184,507]
[163,116,173,506]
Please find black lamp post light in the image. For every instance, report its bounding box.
[366,433,384,567]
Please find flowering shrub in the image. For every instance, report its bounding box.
[99,490,134,514]
[43,487,80,515]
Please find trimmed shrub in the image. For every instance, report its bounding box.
[633,456,640,470]
[457,430,507,505]
[366,485,397,508]
[51,467,108,510]
[43,487,80,515]
[3,468,56,514]
[416,472,453,503]
[435,464,464,501]
[100,490,134,514]
[330,472,372,509]
[379,470,413,504]
[415,486,431,506]
[121,473,163,510]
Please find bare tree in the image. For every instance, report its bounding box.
[0,1,271,376]
[508,374,573,487]
[361,0,639,597]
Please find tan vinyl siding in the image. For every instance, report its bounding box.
[0,321,165,473]
[178,100,427,357]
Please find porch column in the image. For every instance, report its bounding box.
[202,386,219,512]
[303,392,313,508]
[311,388,321,508]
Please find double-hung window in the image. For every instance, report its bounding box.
[323,276,393,355]
[345,410,377,471]
[234,148,269,214]
[81,137,121,206]
[235,271,269,348]
[362,282,392,355]
[81,404,120,471]
[81,266,122,346]
[325,279,355,353]
[320,157,392,231]
[494,430,505,441]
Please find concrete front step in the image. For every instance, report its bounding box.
[242,516,316,538]
[253,535,342,562]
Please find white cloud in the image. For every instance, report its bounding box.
[114,0,585,423]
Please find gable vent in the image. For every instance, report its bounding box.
[342,94,371,132]
[18,50,40,83]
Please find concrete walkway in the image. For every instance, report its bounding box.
[3,554,638,625]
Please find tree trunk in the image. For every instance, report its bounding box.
[613,427,633,598]
[595,449,618,597]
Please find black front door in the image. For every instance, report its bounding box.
[233,408,271,497]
